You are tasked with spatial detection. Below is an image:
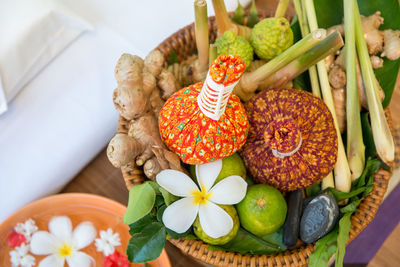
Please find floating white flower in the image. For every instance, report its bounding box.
[30,216,96,267]
[9,243,35,267]
[15,219,38,242]
[156,159,247,238]
[95,228,121,256]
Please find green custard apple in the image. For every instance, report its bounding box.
[215,31,253,69]
[193,205,240,245]
[250,17,293,60]
[190,153,247,185]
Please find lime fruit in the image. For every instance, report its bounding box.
[190,153,247,185]
[193,205,239,245]
[237,184,287,236]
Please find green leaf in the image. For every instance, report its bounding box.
[129,214,157,235]
[308,226,338,267]
[168,50,178,65]
[147,181,161,194]
[156,205,167,222]
[246,0,259,28]
[340,197,362,214]
[127,222,166,263]
[213,228,285,255]
[335,213,352,267]
[160,187,179,206]
[305,182,321,198]
[123,183,156,225]
[314,0,400,107]
[352,158,382,189]
[232,1,244,25]
[361,112,376,158]
[327,187,366,202]
[154,194,165,208]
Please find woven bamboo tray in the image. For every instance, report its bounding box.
[117,15,393,267]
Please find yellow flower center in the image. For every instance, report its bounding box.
[192,185,212,205]
[57,243,74,258]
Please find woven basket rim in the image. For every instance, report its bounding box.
[117,14,393,267]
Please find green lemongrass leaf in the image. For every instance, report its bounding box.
[308,226,338,267]
[314,0,400,108]
[335,213,352,267]
[352,158,382,189]
[127,222,166,263]
[361,112,376,158]
[327,187,366,202]
[246,0,259,28]
[159,187,179,206]
[232,0,244,25]
[340,197,362,213]
[124,183,156,225]
[129,214,157,235]
[214,228,285,255]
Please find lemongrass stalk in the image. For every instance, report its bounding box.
[293,0,321,98]
[259,31,343,91]
[304,0,351,193]
[194,0,209,72]
[246,0,259,28]
[232,0,244,25]
[235,29,327,100]
[212,0,252,40]
[294,0,332,189]
[345,0,365,180]
[275,0,290,18]
[354,1,394,163]
[209,44,217,65]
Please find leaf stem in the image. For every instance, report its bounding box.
[194,0,209,72]
[354,1,394,163]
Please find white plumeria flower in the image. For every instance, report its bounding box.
[9,243,35,267]
[30,216,96,267]
[156,159,247,238]
[95,228,121,256]
[15,218,38,242]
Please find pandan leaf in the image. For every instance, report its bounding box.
[314,0,400,108]
[308,226,338,267]
[360,112,377,158]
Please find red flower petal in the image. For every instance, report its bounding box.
[8,230,26,247]
[103,251,130,267]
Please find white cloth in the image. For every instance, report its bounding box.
[0,27,139,221]
[0,0,92,114]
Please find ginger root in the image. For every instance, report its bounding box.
[370,55,383,69]
[328,65,346,89]
[108,50,188,180]
[168,56,207,88]
[331,88,346,133]
[382,30,400,60]
[328,12,384,56]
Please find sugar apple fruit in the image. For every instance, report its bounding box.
[250,17,293,60]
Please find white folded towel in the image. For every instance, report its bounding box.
[0,0,92,115]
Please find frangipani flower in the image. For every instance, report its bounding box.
[30,216,96,267]
[156,159,247,238]
[95,228,121,256]
[9,243,35,267]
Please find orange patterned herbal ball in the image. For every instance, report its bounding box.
[158,55,249,164]
[240,88,338,191]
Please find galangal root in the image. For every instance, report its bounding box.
[107,50,185,180]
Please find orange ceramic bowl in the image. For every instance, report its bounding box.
[0,193,171,267]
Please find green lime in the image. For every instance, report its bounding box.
[190,153,247,185]
[193,205,239,245]
[237,184,287,236]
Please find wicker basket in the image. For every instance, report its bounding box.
[117,15,393,267]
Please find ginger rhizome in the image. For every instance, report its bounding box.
[107,50,184,180]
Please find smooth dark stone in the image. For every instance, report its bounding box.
[300,194,339,243]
